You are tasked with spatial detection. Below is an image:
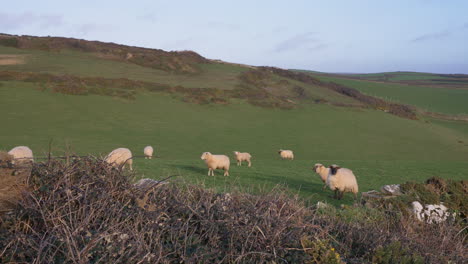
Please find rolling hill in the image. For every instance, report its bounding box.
[1,33,467,205]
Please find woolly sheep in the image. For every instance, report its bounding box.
[105,148,133,170]
[313,163,330,190]
[144,146,154,159]
[201,152,230,176]
[8,146,34,164]
[233,151,252,167]
[327,164,359,200]
[278,149,294,160]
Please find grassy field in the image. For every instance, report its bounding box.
[1,81,467,206]
[0,45,248,90]
[310,73,468,115]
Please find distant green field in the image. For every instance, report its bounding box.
[312,74,468,115]
[1,82,467,205]
[347,72,455,81]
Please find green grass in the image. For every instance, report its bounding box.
[313,74,468,115]
[0,46,248,89]
[1,81,467,206]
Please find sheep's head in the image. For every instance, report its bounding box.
[278,150,283,154]
[233,151,239,155]
[329,164,341,175]
[313,163,324,173]
[200,152,211,160]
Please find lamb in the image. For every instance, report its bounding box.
[233,151,252,167]
[201,152,230,176]
[105,148,133,170]
[313,163,330,189]
[326,164,359,200]
[8,146,34,164]
[144,146,154,159]
[278,149,294,160]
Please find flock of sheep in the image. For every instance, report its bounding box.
[5,146,359,200]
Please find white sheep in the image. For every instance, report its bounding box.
[201,152,230,176]
[105,148,133,170]
[8,146,34,164]
[144,146,154,159]
[327,164,359,200]
[233,151,252,167]
[313,163,330,189]
[278,149,294,160]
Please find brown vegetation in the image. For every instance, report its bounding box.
[0,151,31,215]
[0,157,466,263]
[0,34,208,73]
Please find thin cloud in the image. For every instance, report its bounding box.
[412,30,450,42]
[274,32,322,52]
[0,12,63,30]
[274,32,319,52]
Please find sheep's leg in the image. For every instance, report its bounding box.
[129,163,133,171]
[338,191,344,200]
[207,169,211,176]
[248,160,251,167]
[149,156,152,159]
[322,184,327,190]
[333,190,338,199]
[224,170,229,176]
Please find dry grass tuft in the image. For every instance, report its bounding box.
[0,151,31,215]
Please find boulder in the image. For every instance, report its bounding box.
[411,201,453,224]
[380,184,402,196]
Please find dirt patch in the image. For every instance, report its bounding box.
[0,54,27,65]
[0,151,31,215]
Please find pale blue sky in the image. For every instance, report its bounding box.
[1,0,468,73]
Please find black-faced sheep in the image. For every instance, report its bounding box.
[327,164,359,200]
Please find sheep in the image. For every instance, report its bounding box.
[278,149,294,160]
[144,146,154,159]
[233,151,252,167]
[200,152,230,176]
[326,164,359,200]
[313,163,330,190]
[105,148,133,170]
[8,146,34,164]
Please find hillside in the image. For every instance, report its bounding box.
[1,33,467,205]
[296,70,468,116]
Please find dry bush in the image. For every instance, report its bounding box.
[1,158,466,263]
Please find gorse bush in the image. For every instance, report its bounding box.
[0,158,466,263]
